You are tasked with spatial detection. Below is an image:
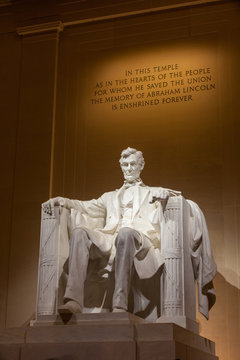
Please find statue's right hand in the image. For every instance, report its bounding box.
[42,197,66,215]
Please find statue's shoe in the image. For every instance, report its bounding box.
[58,301,82,314]
[112,307,127,313]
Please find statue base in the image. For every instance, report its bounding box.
[157,315,199,334]
[30,311,148,326]
[0,314,218,360]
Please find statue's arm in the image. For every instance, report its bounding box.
[42,195,106,218]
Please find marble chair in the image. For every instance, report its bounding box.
[34,196,213,333]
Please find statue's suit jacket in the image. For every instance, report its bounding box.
[65,185,216,319]
[68,185,177,279]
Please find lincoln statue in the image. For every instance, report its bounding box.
[42,147,217,319]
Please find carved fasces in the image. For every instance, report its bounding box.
[161,196,183,317]
[37,206,61,316]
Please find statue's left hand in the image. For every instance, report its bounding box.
[150,189,170,203]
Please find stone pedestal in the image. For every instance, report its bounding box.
[0,314,218,360]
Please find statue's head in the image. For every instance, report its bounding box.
[119,147,145,182]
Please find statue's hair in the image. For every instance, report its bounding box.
[119,147,145,169]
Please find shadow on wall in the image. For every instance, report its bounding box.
[217,266,240,292]
[197,272,240,360]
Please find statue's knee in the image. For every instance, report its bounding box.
[71,227,89,243]
[115,227,136,246]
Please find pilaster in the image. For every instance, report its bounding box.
[5,21,63,328]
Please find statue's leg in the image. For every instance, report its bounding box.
[112,227,141,312]
[60,227,103,314]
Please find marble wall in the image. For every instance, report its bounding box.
[0,1,239,359]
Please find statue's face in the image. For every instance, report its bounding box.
[120,154,142,182]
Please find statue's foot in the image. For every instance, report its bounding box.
[58,301,82,315]
[112,307,127,313]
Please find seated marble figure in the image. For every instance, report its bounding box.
[42,147,217,321]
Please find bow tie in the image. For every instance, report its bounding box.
[123,179,143,189]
